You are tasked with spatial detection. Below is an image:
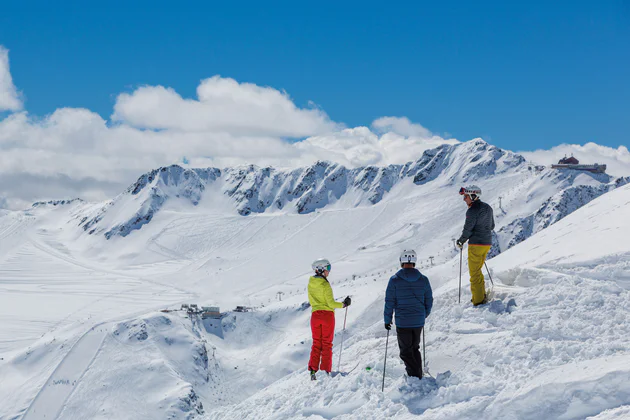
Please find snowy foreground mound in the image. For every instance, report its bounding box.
[209,184,630,420]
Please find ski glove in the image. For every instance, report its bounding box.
[343,296,351,307]
[456,239,464,249]
[384,323,391,331]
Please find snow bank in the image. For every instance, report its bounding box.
[489,355,630,420]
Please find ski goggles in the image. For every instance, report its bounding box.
[316,264,332,272]
[459,187,466,195]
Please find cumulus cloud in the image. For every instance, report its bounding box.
[0,47,23,111]
[372,116,432,137]
[297,124,459,167]
[112,76,340,137]
[0,109,299,181]
[520,143,630,177]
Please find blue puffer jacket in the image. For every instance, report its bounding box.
[384,268,433,328]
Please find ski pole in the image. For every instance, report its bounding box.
[484,261,494,287]
[422,327,427,375]
[458,248,463,304]
[382,329,390,392]
[337,306,348,372]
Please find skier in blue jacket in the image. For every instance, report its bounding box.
[384,249,433,379]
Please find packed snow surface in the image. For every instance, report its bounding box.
[0,141,628,419]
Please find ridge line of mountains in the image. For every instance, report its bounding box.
[29,139,628,258]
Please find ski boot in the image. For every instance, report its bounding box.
[472,294,488,307]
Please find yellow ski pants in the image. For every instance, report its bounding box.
[468,245,491,305]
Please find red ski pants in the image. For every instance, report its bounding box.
[308,310,335,373]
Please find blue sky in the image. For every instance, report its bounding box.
[1,0,629,151]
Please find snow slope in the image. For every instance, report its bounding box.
[0,140,628,419]
[23,326,107,420]
[490,182,630,284]
[0,206,193,419]
[207,184,630,420]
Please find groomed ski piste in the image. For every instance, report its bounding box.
[0,141,629,419]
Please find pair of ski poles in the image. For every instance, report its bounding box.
[382,325,427,392]
[340,306,429,392]
[458,248,494,304]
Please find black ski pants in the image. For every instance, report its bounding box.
[396,326,423,378]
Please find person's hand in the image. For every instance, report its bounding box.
[384,323,391,331]
[456,239,464,249]
[343,296,351,307]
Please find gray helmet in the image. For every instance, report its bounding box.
[459,185,482,199]
[312,258,331,273]
[399,249,417,265]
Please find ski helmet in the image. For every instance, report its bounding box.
[399,249,417,265]
[459,185,482,199]
[312,258,331,273]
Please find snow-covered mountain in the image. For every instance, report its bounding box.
[1,139,630,420]
[75,139,627,258]
[495,171,627,251]
[77,140,527,236]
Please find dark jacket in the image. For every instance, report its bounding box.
[384,268,433,328]
[458,200,495,246]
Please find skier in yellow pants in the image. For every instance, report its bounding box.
[456,186,495,306]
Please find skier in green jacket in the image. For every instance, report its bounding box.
[307,258,351,380]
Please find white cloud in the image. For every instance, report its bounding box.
[112,76,340,137]
[297,124,459,167]
[520,143,630,177]
[0,47,23,111]
[0,109,299,181]
[372,116,431,137]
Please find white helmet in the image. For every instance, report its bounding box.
[459,185,482,199]
[399,249,417,265]
[312,258,331,273]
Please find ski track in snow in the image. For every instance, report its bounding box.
[22,325,108,420]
